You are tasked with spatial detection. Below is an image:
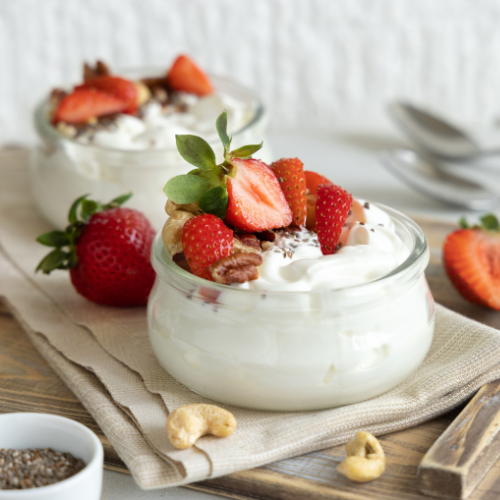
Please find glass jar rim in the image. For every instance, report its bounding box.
[151,202,430,297]
[33,72,266,155]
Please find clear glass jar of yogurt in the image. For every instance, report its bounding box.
[147,204,435,411]
[30,71,269,230]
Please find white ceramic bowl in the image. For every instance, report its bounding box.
[0,413,103,499]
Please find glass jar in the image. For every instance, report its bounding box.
[30,72,270,230]
[147,205,435,411]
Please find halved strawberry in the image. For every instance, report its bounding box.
[305,171,333,230]
[444,215,500,310]
[225,158,292,232]
[316,184,353,255]
[53,89,128,124]
[167,55,214,96]
[182,214,233,281]
[270,158,307,226]
[78,76,139,114]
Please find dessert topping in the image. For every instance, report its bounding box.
[181,214,233,281]
[164,111,292,232]
[162,210,195,256]
[83,60,110,81]
[304,170,333,230]
[233,233,262,254]
[36,194,155,307]
[167,55,214,96]
[316,183,353,255]
[210,252,263,284]
[270,158,307,227]
[444,214,500,310]
[52,88,128,125]
[77,75,139,114]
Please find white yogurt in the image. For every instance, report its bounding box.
[75,92,252,151]
[238,201,408,292]
[148,202,435,411]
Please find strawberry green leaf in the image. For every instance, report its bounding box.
[229,142,263,159]
[198,186,229,219]
[36,248,69,274]
[68,194,89,223]
[163,175,211,204]
[81,200,100,221]
[176,135,216,170]
[36,230,70,247]
[458,217,469,229]
[480,213,500,231]
[216,111,231,154]
[107,193,132,207]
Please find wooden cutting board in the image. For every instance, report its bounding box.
[2,216,500,500]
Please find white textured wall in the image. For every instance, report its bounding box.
[2,0,500,143]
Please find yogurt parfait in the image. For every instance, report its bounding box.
[148,113,435,411]
[30,56,269,229]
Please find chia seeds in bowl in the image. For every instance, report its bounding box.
[0,448,85,490]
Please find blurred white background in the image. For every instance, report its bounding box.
[2,0,500,144]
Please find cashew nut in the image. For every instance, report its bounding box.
[166,404,237,449]
[337,431,385,483]
[135,81,151,107]
[162,210,194,256]
[165,199,202,216]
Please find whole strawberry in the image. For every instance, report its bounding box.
[444,214,500,310]
[316,184,353,255]
[270,158,307,226]
[36,194,156,307]
[182,214,233,280]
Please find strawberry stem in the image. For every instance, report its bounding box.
[36,193,133,274]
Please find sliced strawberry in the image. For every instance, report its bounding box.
[270,158,307,226]
[182,214,233,281]
[78,76,139,114]
[53,89,128,124]
[305,171,332,196]
[316,184,353,255]
[305,171,333,230]
[225,158,293,232]
[444,228,500,310]
[167,55,214,96]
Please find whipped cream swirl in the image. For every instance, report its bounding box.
[238,200,408,292]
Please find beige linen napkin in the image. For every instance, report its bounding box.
[2,149,500,489]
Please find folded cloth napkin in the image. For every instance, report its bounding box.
[2,149,500,489]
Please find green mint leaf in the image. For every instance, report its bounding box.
[36,230,70,247]
[36,248,68,274]
[198,187,229,219]
[68,194,89,223]
[176,135,217,170]
[163,175,211,204]
[480,213,500,231]
[107,193,132,207]
[81,200,100,221]
[458,217,469,229]
[229,142,263,159]
[216,111,231,154]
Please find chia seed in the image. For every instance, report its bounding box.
[364,202,370,209]
[0,448,85,490]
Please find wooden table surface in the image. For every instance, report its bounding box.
[2,217,500,500]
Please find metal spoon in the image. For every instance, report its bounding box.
[388,102,500,161]
[379,148,500,210]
